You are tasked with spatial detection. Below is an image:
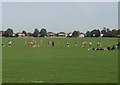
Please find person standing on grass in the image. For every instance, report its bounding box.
[48,41,52,46]
[84,41,87,47]
[66,41,69,47]
[2,42,5,47]
[89,41,92,46]
[82,41,86,47]
[8,41,12,48]
[28,41,33,47]
[97,41,101,46]
[85,41,87,45]
[33,40,37,47]
[82,41,84,47]
[117,42,120,49]
[52,41,55,46]
[75,42,77,47]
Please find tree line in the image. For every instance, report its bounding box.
[1,28,47,37]
[1,27,120,37]
[86,27,120,37]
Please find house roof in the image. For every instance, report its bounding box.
[48,32,55,34]
[57,32,66,35]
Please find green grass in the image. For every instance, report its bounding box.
[2,37,118,83]
[0,38,2,84]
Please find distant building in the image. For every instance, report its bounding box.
[47,32,56,37]
[56,32,67,37]
[14,33,25,37]
[79,33,85,37]
[27,33,33,37]
[100,34,104,37]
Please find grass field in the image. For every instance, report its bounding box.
[2,37,118,83]
[0,38,2,84]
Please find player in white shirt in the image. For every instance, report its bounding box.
[66,41,69,47]
[8,41,12,47]
[89,41,92,46]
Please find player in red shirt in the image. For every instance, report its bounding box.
[97,41,101,46]
[82,41,87,47]
[28,41,33,46]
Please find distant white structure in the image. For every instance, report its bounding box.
[17,33,25,37]
[47,32,56,37]
[57,32,67,37]
[100,34,104,37]
[12,33,16,37]
[79,33,85,37]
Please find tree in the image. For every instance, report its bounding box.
[40,28,47,37]
[91,29,100,37]
[27,32,33,37]
[112,29,117,37]
[101,28,107,37]
[15,33,19,37]
[117,29,120,36]
[0,31,5,37]
[72,31,80,37]
[4,28,13,37]
[106,28,112,37]
[33,29,39,37]
[86,31,92,37]
[101,27,113,37]
[22,30,27,36]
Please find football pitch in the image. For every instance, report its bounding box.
[2,37,118,83]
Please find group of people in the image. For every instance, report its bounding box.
[48,41,55,46]
[2,41,12,48]
[27,40,39,47]
[65,41,102,47]
[88,43,120,51]
[2,40,39,48]
[82,41,101,47]
[2,40,120,50]
[66,41,120,51]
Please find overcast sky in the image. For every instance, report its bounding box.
[2,2,118,33]
[0,2,1,30]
